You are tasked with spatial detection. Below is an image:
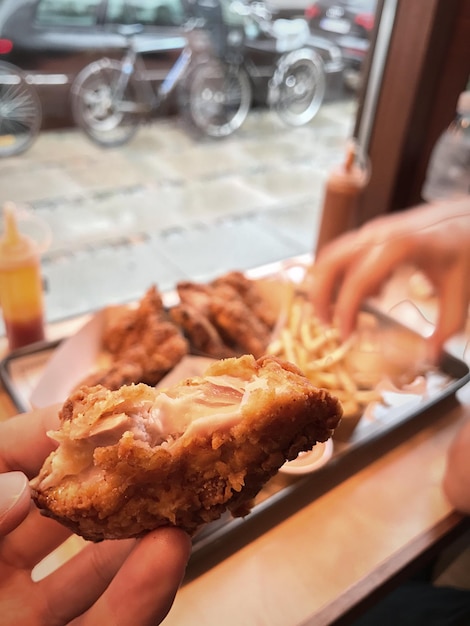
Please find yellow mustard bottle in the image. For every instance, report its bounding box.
[0,204,45,350]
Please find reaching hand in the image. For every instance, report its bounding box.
[309,198,470,362]
[0,406,191,626]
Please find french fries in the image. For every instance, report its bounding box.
[267,292,382,418]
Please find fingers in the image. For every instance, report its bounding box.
[40,527,191,626]
[38,538,136,624]
[310,231,360,323]
[2,505,71,569]
[0,408,71,569]
[82,528,191,626]
[0,405,61,476]
[0,472,30,535]
[333,242,406,337]
[429,265,470,363]
[312,232,412,338]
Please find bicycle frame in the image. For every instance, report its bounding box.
[158,47,193,100]
[70,21,247,145]
[111,36,195,117]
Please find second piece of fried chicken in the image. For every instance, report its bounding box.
[80,286,189,390]
[174,274,275,358]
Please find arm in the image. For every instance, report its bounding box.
[309,197,470,362]
[442,413,470,515]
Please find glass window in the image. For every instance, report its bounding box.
[35,0,102,27]
[1,0,412,323]
[105,0,185,27]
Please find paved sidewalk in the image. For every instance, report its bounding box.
[0,100,356,322]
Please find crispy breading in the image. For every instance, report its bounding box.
[103,285,165,356]
[176,281,213,315]
[82,332,189,390]
[174,274,276,357]
[212,270,278,328]
[169,303,237,359]
[209,290,272,358]
[31,355,342,542]
[80,286,189,390]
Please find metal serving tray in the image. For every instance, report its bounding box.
[189,345,469,563]
[0,339,62,413]
[0,312,469,563]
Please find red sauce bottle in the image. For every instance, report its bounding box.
[315,140,370,254]
[0,204,46,350]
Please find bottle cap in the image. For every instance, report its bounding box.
[0,203,50,268]
[329,138,371,190]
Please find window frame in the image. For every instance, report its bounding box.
[354,0,470,224]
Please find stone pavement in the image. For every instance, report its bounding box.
[0,99,356,323]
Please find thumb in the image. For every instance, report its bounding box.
[0,472,31,535]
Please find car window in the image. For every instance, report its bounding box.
[35,0,102,27]
[346,0,377,10]
[106,0,185,27]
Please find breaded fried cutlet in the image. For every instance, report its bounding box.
[212,270,278,328]
[79,286,189,390]
[169,303,237,359]
[209,292,272,357]
[31,355,342,542]
[176,281,213,315]
[103,285,165,356]
[174,274,276,358]
[81,331,189,390]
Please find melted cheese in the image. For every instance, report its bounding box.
[39,374,270,490]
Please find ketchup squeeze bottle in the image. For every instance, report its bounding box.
[315,140,370,254]
[0,204,46,350]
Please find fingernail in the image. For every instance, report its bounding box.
[0,472,28,518]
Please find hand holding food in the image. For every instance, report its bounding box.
[31,355,342,541]
[0,406,191,626]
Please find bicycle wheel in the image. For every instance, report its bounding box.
[179,61,252,139]
[71,59,141,148]
[0,61,41,158]
[270,49,326,127]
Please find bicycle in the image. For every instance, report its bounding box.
[0,61,42,158]
[70,21,251,147]
[222,1,327,127]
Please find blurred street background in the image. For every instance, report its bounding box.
[0,97,356,323]
[0,0,374,324]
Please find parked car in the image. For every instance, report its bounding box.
[263,0,312,17]
[0,0,344,123]
[304,0,377,90]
